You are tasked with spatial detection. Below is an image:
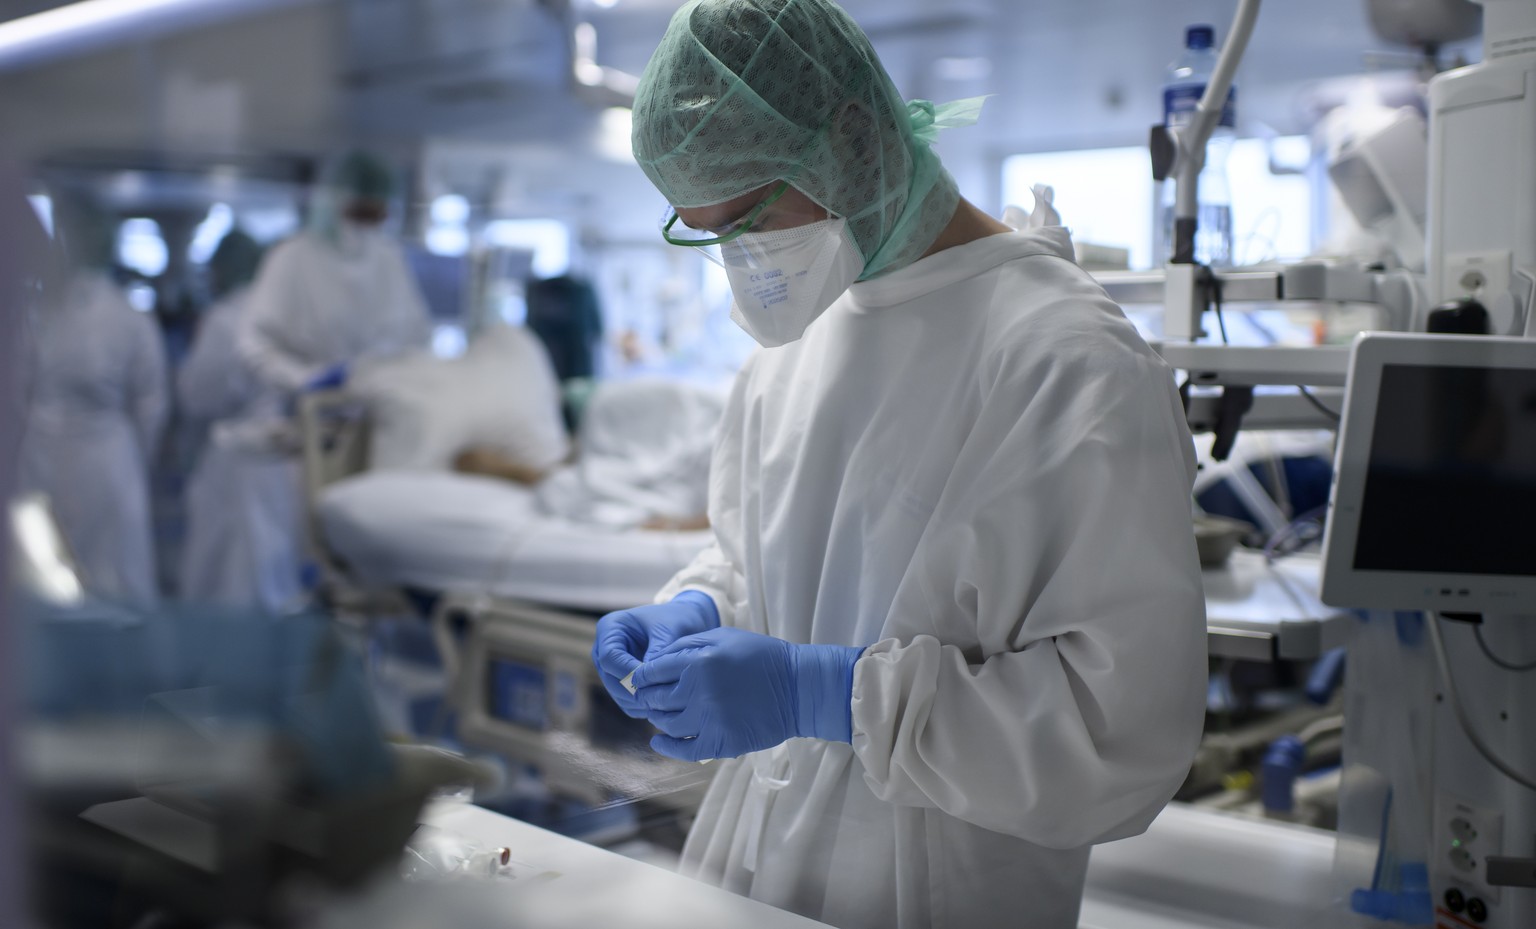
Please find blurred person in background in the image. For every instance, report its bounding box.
[524,274,604,384]
[239,150,430,397]
[179,230,304,611]
[19,197,167,603]
[179,230,266,444]
[0,163,51,929]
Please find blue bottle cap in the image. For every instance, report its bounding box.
[1187,25,1216,50]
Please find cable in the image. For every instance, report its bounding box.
[1260,509,1327,618]
[1427,611,1536,792]
[1297,385,1341,422]
[1209,270,1230,344]
[1257,433,1292,522]
[1266,559,1317,618]
[1297,714,1345,747]
[1262,504,1327,563]
[1382,267,1424,330]
[1474,623,1536,673]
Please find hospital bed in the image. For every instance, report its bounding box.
[297,381,720,809]
[300,369,1350,818]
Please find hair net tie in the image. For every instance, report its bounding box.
[906,96,989,147]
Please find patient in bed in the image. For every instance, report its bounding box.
[317,365,730,606]
[452,445,558,487]
[451,378,720,532]
[453,445,707,530]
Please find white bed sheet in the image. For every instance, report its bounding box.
[318,471,710,613]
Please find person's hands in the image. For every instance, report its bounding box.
[305,362,348,391]
[631,626,864,762]
[591,591,719,717]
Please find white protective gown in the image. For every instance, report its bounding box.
[21,271,167,603]
[655,227,1208,929]
[177,288,303,611]
[238,229,431,392]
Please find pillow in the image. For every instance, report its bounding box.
[350,327,569,472]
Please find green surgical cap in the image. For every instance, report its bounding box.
[329,150,395,202]
[632,0,981,280]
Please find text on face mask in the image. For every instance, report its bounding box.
[742,267,813,310]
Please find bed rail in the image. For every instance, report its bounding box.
[297,389,371,504]
[295,390,411,618]
[432,593,713,811]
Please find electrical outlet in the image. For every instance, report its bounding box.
[1435,794,1506,905]
[1444,250,1513,304]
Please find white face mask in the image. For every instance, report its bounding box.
[336,219,382,258]
[723,218,865,348]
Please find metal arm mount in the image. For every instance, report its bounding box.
[1150,0,1262,263]
[1092,262,1422,439]
[1098,261,1415,343]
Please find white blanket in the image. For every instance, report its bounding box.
[319,471,711,612]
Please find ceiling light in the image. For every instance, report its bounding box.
[430,194,470,226]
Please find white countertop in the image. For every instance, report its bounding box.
[1082,802,1338,929]
[1203,551,1354,660]
[419,799,833,928]
[415,799,1336,929]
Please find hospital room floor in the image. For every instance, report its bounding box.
[357,614,687,871]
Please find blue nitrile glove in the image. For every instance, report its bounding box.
[306,362,349,391]
[591,591,719,718]
[631,626,865,762]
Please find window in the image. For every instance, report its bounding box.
[117,217,168,277]
[483,219,570,278]
[1002,136,1313,269]
[187,203,234,264]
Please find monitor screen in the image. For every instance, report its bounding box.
[403,247,467,321]
[1353,363,1536,576]
[486,655,547,731]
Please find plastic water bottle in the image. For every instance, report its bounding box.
[1155,24,1236,267]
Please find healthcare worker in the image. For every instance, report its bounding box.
[178,230,304,611]
[180,231,266,435]
[21,203,168,603]
[239,151,430,395]
[591,2,1207,927]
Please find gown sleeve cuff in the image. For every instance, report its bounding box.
[653,581,734,628]
[848,636,917,784]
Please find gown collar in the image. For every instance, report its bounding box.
[848,226,1074,309]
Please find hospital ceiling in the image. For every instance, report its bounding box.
[0,0,1477,234]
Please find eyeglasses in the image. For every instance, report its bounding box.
[659,180,791,247]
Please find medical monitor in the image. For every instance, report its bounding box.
[1320,333,1536,612]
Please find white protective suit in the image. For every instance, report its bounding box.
[238,229,431,392]
[655,226,1207,929]
[21,270,167,603]
[177,287,303,611]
